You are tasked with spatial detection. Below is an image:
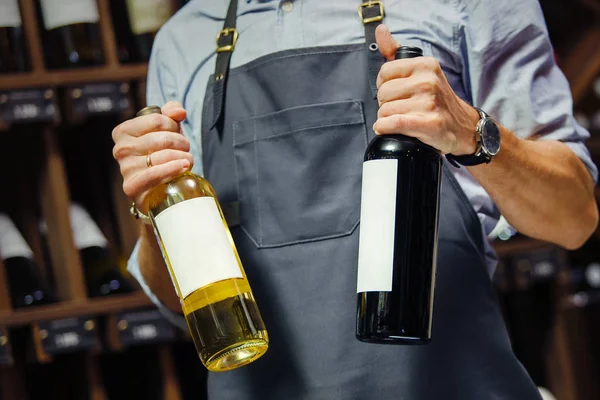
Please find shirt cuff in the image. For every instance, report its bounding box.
[127,239,188,331]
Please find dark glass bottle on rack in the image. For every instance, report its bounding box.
[110,0,178,63]
[566,235,600,398]
[37,0,104,69]
[68,203,134,297]
[0,0,29,73]
[356,46,442,344]
[504,248,560,388]
[0,213,56,308]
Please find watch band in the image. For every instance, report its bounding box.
[446,107,492,167]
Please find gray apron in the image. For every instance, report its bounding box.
[199,2,542,399]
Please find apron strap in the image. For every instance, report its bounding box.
[210,0,239,131]
[359,1,386,98]
[211,0,386,130]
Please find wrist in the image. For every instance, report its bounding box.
[453,104,481,156]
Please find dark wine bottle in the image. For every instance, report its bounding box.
[68,203,134,297]
[37,0,104,69]
[110,0,177,63]
[0,0,29,73]
[0,213,56,308]
[356,46,442,344]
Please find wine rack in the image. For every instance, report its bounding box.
[0,0,205,399]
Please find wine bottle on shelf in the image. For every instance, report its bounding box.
[505,249,559,388]
[68,203,134,298]
[0,213,56,309]
[0,0,29,73]
[356,46,442,344]
[139,106,269,372]
[110,0,178,63]
[565,237,600,398]
[37,0,104,69]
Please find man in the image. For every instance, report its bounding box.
[112,1,598,398]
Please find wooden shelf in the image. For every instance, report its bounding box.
[0,292,153,327]
[0,64,148,91]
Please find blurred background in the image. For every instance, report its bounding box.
[0,0,598,399]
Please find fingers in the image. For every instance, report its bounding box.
[375,24,400,61]
[123,159,192,203]
[118,149,194,178]
[113,112,180,139]
[373,113,456,154]
[146,149,194,169]
[377,97,435,119]
[377,78,414,105]
[112,131,190,160]
[376,57,439,89]
[136,131,191,155]
[374,114,429,137]
[162,101,187,123]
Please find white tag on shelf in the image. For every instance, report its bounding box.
[0,213,34,260]
[154,197,243,299]
[126,0,174,35]
[39,0,99,30]
[357,159,398,293]
[69,203,109,250]
[0,0,22,28]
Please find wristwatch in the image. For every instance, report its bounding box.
[446,107,501,167]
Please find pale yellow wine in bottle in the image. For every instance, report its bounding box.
[140,106,269,372]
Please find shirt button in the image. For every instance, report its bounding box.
[281,1,294,13]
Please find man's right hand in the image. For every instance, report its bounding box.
[112,101,193,214]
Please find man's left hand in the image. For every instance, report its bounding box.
[373,24,480,156]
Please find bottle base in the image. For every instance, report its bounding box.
[205,338,269,372]
[356,334,430,345]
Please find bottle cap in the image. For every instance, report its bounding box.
[395,46,423,60]
[136,105,162,117]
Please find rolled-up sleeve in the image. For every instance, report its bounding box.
[126,29,192,331]
[460,0,598,183]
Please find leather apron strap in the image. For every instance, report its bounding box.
[211,0,386,131]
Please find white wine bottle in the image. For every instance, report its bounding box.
[139,106,269,372]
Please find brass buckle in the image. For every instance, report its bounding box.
[216,28,239,53]
[358,1,384,25]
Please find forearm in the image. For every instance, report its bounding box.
[138,224,182,313]
[467,127,598,249]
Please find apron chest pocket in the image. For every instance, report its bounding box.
[232,100,367,248]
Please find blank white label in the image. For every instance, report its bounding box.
[0,0,22,28]
[357,159,398,293]
[154,197,243,299]
[126,0,174,35]
[40,0,99,30]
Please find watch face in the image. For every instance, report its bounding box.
[481,118,501,156]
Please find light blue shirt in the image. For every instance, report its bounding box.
[128,0,598,328]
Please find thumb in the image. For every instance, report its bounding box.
[375,24,400,61]
[161,100,187,123]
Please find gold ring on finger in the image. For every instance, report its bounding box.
[146,153,153,168]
